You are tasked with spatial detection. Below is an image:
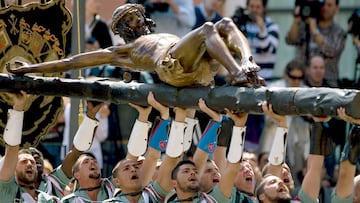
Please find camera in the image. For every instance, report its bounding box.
[348,9,360,37]
[231,7,256,36]
[295,0,324,20]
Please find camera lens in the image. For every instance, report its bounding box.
[301,6,311,18]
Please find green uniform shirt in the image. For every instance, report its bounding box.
[165,185,229,203]
[230,188,254,203]
[60,178,114,203]
[0,176,59,202]
[38,165,71,198]
[103,181,167,203]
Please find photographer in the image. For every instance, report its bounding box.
[231,0,279,82]
[286,0,346,87]
[138,0,195,37]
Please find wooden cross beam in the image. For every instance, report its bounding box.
[1,74,359,118]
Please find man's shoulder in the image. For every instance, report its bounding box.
[320,22,347,44]
[0,177,20,201]
[332,22,345,30]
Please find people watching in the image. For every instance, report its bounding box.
[85,0,113,49]
[305,55,331,87]
[286,0,346,87]
[232,0,280,81]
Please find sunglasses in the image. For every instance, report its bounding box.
[287,73,304,80]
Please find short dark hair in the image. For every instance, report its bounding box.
[72,152,96,176]
[28,147,44,159]
[257,152,269,164]
[247,0,268,7]
[285,59,305,75]
[261,162,271,177]
[171,160,196,180]
[112,160,123,179]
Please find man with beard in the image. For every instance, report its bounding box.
[60,152,115,202]
[255,175,292,203]
[262,163,295,197]
[7,3,263,87]
[0,91,59,202]
[24,99,105,199]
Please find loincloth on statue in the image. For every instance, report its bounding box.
[156,55,217,87]
[131,34,217,87]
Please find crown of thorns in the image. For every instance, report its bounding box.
[111,4,145,34]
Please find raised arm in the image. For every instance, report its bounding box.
[139,91,170,187]
[285,10,302,45]
[335,107,360,200]
[61,101,104,178]
[193,98,222,178]
[299,115,331,201]
[261,101,288,177]
[126,100,152,161]
[156,107,187,193]
[0,91,28,181]
[213,117,233,173]
[219,108,248,198]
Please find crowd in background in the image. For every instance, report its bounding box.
[1,0,360,202]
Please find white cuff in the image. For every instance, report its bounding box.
[227,126,246,163]
[4,109,24,146]
[127,119,152,157]
[268,127,288,165]
[73,116,99,151]
[183,117,198,152]
[166,121,186,158]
